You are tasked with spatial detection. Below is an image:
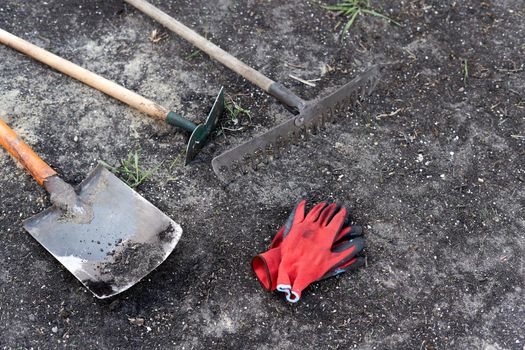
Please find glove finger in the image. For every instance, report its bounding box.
[338,255,365,271]
[334,225,350,242]
[334,225,362,244]
[288,274,312,303]
[276,263,293,301]
[318,256,365,281]
[329,237,366,272]
[317,203,341,225]
[326,204,346,226]
[334,223,351,242]
[269,225,285,249]
[288,199,307,228]
[325,206,347,232]
[304,201,329,222]
[342,210,357,226]
[286,289,301,303]
[332,236,366,254]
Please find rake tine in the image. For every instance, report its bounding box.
[253,148,265,170]
[301,126,309,141]
[233,160,245,177]
[289,130,299,145]
[241,154,252,174]
[316,119,323,132]
[264,143,275,163]
[368,76,380,95]
[274,137,284,159]
[312,121,321,135]
[332,102,339,115]
[319,112,326,128]
[358,85,366,99]
[354,89,361,102]
[344,100,353,112]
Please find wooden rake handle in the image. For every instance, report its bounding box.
[124,0,276,92]
[0,28,169,120]
[0,119,56,186]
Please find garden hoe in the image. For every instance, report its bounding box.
[124,0,381,179]
[0,119,182,299]
[0,28,224,165]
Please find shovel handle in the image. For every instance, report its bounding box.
[0,28,169,120]
[124,0,276,92]
[0,119,56,186]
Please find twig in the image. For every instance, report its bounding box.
[289,74,321,87]
[221,127,244,132]
[375,108,403,120]
[285,62,308,69]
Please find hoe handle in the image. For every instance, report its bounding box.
[0,28,169,120]
[124,0,276,92]
[0,119,57,186]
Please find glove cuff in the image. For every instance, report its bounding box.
[251,248,281,291]
[276,284,301,303]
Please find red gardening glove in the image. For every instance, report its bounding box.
[252,201,365,291]
[251,223,364,291]
[275,200,366,303]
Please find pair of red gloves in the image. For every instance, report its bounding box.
[251,200,366,303]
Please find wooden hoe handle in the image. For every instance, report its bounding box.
[124,0,276,92]
[0,28,169,120]
[0,119,56,186]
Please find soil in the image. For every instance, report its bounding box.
[0,0,524,349]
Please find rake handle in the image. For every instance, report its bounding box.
[0,119,57,186]
[0,28,169,120]
[124,0,276,92]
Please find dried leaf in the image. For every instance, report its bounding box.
[128,317,145,326]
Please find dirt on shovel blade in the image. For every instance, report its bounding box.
[23,165,183,299]
[83,224,178,297]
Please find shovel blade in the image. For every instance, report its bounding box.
[24,165,182,299]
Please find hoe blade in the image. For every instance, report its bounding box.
[24,165,182,299]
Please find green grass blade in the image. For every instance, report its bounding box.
[342,9,360,38]
[324,0,400,39]
[360,8,401,25]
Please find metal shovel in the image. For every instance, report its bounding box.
[0,119,182,298]
[0,28,224,165]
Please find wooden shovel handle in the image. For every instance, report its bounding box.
[0,119,57,186]
[124,0,276,92]
[0,28,169,120]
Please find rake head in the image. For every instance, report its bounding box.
[212,65,381,180]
